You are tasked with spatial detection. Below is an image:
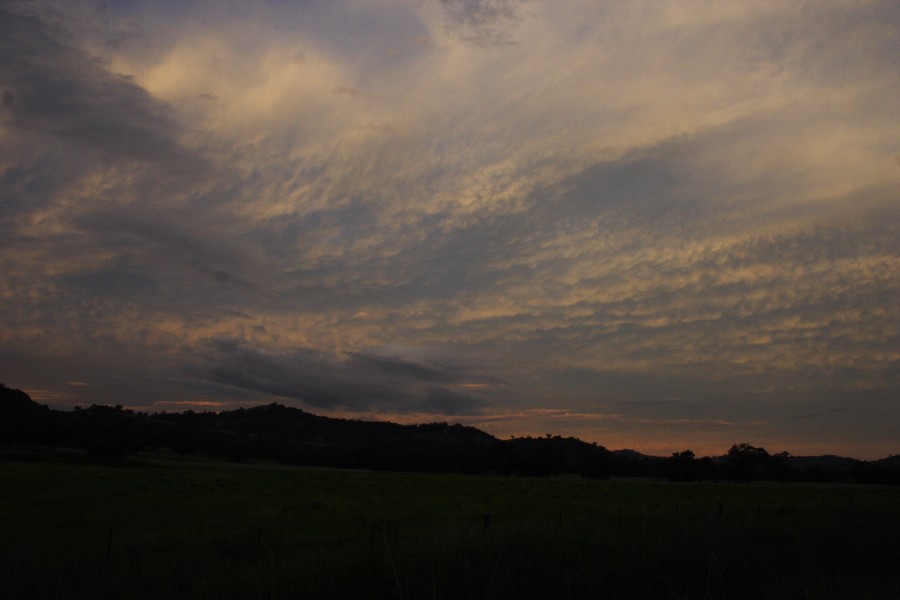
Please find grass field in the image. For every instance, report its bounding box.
[2,450,899,599]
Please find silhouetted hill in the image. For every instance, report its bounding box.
[788,455,860,471]
[503,435,620,478]
[852,454,900,485]
[0,383,51,445]
[0,383,49,415]
[1,384,898,483]
[0,387,612,475]
[613,449,659,461]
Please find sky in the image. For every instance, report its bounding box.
[1,0,898,459]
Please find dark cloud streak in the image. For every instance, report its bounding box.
[195,339,490,415]
[0,5,198,168]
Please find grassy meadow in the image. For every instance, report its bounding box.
[2,450,899,599]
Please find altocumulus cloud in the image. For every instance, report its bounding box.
[0,0,898,458]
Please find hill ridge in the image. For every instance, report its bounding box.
[2,383,898,484]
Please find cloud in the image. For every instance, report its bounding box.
[71,206,273,297]
[194,338,491,415]
[1,0,898,458]
[0,4,197,168]
[794,407,848,420]
[435,0,529,45]
[344,348,470,384]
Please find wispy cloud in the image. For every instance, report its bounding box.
[794,407,849,420]
[1,0,898,458]
[192,338,494,415]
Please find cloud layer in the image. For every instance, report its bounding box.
[2,0,898,458]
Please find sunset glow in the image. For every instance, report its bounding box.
[1,0,898,458]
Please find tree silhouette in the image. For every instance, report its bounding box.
[4,383,900,484]
[665,449,698,482]
[724,443,797,482]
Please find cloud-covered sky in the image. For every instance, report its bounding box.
[2,0,898,458]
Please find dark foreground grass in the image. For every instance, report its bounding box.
[1,452,899,599]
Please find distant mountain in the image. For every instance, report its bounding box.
[1,383,898,484]
[873,455,900,466]
[0,383,49,415]
[0,383,52,446]
[613,449,663,461]
[0,386,614,477]
[787,455,860,471]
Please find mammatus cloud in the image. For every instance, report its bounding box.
[1,0,898,458]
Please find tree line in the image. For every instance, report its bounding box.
[2,383,897,484]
